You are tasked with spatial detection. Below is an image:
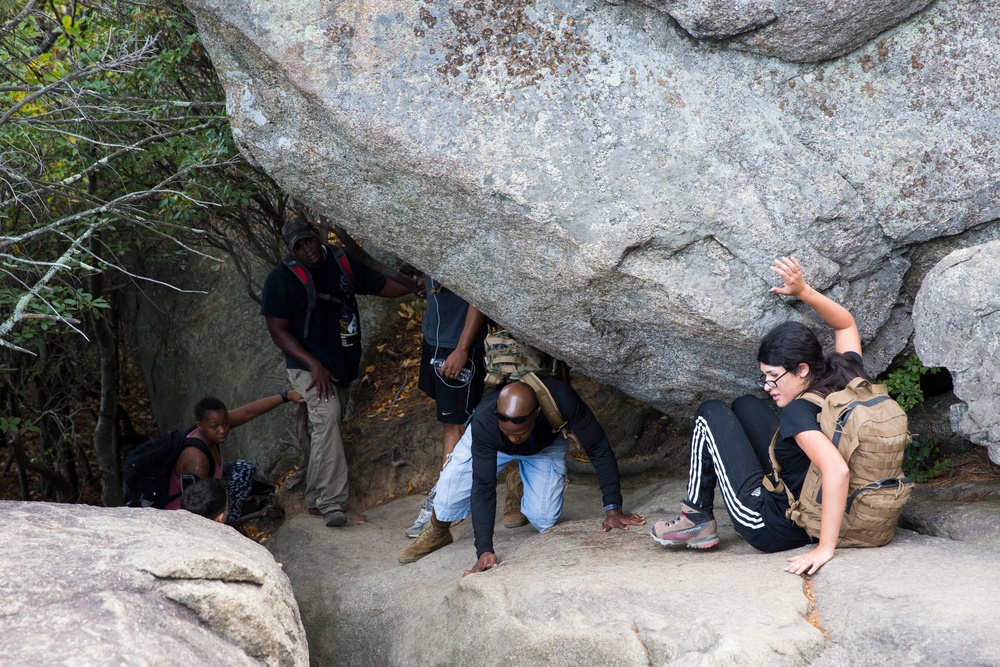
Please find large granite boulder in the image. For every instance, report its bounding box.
[913,240,1000,464]
[266,477,1000,666]
[0,501,308,667]
[181,0,1000,417]
[628,0,936,62]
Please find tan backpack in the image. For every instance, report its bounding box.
[765,377,914,548]
[482,328,568,390]
[517,371,583,452]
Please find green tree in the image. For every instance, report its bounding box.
[1,0,289,504]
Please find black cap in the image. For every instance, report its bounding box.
[282,216,317,250]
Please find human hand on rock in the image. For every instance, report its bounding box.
[463,552,498,576]
[770,256,811,300]
[602,509,646,532]
[785,545,834,576]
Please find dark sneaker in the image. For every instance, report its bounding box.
[503,468,528,528]
[650,505,719,549]
[308,508,322,517]
[324,509,347,527]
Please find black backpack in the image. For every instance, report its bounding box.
[122,427,215,508]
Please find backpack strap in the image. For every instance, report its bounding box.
[761,392,824,505]
[328,245,355,292]
[283,245,355,338]
[761,428,797,508]
[164,436,217,506]
[183,438,217,479]
[519,371,572,441]
[283,253,317,337]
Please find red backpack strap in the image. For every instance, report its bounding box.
[283,253,316,337]
[329,245,355,292]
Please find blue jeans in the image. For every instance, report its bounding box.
[433,424,568,531]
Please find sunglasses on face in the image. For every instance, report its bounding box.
[495,410,535,424]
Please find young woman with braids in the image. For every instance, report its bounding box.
[651,257,868,575]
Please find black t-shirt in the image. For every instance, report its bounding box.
[762,351,864,546]
[260,246,386,387]
[470,377,622,557]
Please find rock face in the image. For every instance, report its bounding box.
[630,0,936,62]
[181,0,999,417]
[123,247,400,481]
[0,502,308,667]
[266,478,1000,666]
[913,241,1000,464]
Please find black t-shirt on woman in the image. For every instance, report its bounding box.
[760,350,864,549]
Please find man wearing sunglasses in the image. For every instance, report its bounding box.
[397,375,645,570]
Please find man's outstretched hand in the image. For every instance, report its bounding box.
[463,552,498,576]
[602,509,646,532]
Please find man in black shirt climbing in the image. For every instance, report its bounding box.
[398,376,645,572]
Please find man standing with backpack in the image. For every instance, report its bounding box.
[261,216,415,528]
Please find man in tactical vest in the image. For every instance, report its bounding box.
[398,377,645,569]
[261,216,414,527]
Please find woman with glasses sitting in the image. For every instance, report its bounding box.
[650,256,867,575]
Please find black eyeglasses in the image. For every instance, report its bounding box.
[757,370,791,390]
[496,410,535,424]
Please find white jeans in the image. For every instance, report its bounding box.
[433,424,568,531]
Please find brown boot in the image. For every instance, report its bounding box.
[503,468,529,528]
[397,512,453,564]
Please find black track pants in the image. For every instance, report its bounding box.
[683,395,809,552]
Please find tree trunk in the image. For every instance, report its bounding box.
[89,246,122,506]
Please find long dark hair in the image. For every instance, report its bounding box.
[757,321,870,398]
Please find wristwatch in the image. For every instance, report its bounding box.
[280,390,289,403]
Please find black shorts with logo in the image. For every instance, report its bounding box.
[418,341,487,424]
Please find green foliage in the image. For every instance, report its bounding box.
[0,0,277,350]
[903,437,954,483]
[884,354,940,413]
[0,0,288,503]
[0,416,38,436]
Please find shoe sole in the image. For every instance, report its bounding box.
[651,534,720,549]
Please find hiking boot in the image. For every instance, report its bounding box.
[650,505,719,549]
[398,512,453,564]
[503,468,528,528]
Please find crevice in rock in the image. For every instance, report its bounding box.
[801,574,831,640]
[631,623,654,666]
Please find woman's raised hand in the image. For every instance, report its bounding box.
[770,256,809,298]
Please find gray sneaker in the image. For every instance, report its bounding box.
[650,505,719,549]
[404,488,436,538]
[405,505,433,538]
